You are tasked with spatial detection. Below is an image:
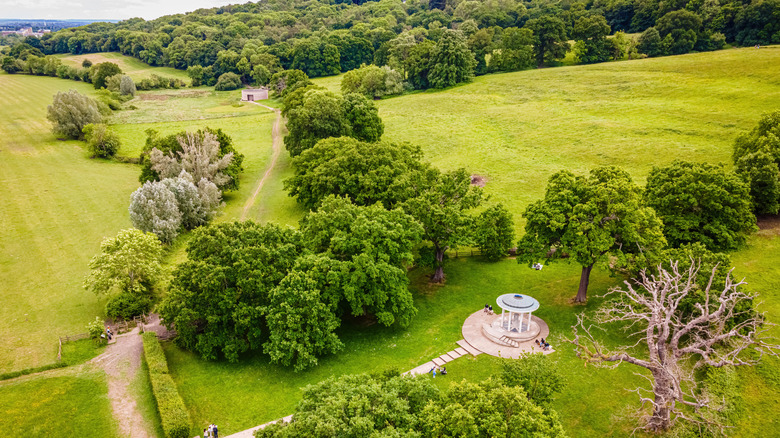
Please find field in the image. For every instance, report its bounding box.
[1,45,779,437]
[56,52,191,84]
[378,46,780,220]
[0,73,139,372]
[0,366,117,437]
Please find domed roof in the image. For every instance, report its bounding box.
[496,294,540,313]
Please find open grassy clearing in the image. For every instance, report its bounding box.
[56,52,190,84]
[377,46,780,222]
[110,88,264,125]
[0,366,118,437]
[0,73,139,372]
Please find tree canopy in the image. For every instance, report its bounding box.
[401,168,484,283]
[160,196,422,369]
[517,166,666,302]
[285,137,429,210]
[284,90,384,157]
[46,90,102,140]
[645,160,756,251]
[256,373,567,438]
[733,110,780,214]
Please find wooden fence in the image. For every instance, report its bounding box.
[55,314,150,361]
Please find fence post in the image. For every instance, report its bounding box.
[57,337,62,362]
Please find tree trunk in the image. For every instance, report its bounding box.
[647,370,675,432]
[574,263,593,302]
[431,245,446,283]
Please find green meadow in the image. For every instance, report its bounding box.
[56,51,191,84]
[0,46,779,437]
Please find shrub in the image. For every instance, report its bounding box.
[87,316,106,342]
[105,291,153,320]
[214,72,243,91]
[82,59,93,68]
[120,75,136,96]
[474,203,515,261]
[46,90,102,140]
[143,332,191,438]
[90,62,122,89]
[83,123,121,158]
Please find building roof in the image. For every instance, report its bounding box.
[242,88,268,92]
[496,293,540,313]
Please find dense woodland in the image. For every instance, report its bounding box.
[2,0,779,90]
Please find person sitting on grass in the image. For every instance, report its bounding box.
[441,366,447,376]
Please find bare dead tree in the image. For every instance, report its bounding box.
[568,260,779,433]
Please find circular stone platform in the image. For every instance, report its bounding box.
[460,309,553,358]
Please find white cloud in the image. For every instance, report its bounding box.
[0,0,237,20]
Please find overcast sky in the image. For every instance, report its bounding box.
[0,0,240,21]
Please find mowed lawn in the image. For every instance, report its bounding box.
[378,46,780,221]
[0,367,118,437]
[0,73,140,372]
[56,52,190,84]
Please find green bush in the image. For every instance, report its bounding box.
[214,72,243,91]
[143,332,190,438]
[0,362,68,381]
[105,290,152,319]
[82,123,122,158]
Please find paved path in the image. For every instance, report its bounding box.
[240,102,282,221]
[461,310,554,358]
[224,308,554,437]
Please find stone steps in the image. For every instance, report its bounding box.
[456,339,483,357]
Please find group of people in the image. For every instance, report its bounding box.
[535,338,551,351]
[203,423,219,438]
[483,304,494,315]
[100,326,113,342]
[429,366,447,377]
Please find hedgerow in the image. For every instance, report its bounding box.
[142,332,190,438]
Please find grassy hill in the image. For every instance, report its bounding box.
[377,46,780,222]
[56,52,190,84]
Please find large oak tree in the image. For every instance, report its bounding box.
[517,166,666,302]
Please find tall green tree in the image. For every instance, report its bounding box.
[428,29,477,89]
[491,27,534,72]
[299,196,422,327]
[83,228,163,296]
[402,168,484,283]
[46,90,102,140]
[263,270,344,371]
[526,16,570,67]
[90,62,122,89]
[159,222,305,362]
[284,90,349,157]
[291,38,341,78]
[572,15,614,64]
[342,93,384,143]
[645,160,756,251]
[285,137,428,210]
[517,166,666,302]
[733,111,780,214]
[474,203,516,261]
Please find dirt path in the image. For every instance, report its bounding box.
[91,327,152,438]
[91,315,174,438]
[241,103,283,221]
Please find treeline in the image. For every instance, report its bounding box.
[1,0,777,89]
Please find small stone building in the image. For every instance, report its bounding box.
[241,87,269,101]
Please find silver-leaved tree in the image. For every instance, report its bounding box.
[568,261,779,433]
